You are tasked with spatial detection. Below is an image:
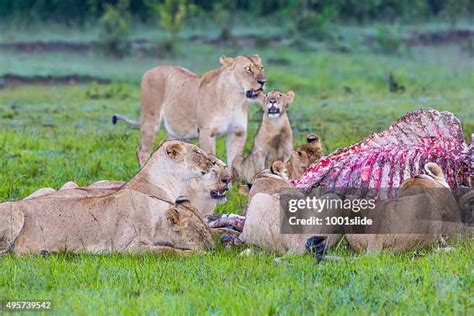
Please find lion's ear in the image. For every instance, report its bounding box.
[251,54,261,63]
[165,207,180,226]
[306,134,319,144]
[424,162,445,181]
[286,90,295,104]
[165,207,190,228]
[166,143,186,161]
[219,56,234,67]
[271,160,285,174]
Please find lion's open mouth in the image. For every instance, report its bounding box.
[210,189,227,200]
[246,89,262,99]
[267,106,281,117]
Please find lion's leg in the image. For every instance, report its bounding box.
[126,239,193,255]
[226,126,247,171]
[137,75,164,166]
[199,128,217,155]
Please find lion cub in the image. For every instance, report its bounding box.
[232,90,295,184]
[247,134,323,201]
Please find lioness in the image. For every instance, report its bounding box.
[345,163,463,253]
[232,90,295,184]
[23,141,231,217]
[0,193,214,255]
[115,55,266,168]
[0,141,230,255]
[241,162,464,255]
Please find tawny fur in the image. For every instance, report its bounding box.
[23,141,231,217]
[247,134,324,201]
[135,55,266,169]
[240,136,340,254]
[232,90,295,184]
[346,163,462,252]
[0,141,231,255]
[283,135,324,180]
[241,162,463,255]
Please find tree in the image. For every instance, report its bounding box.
[145,0,191,54]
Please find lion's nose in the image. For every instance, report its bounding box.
[257,79,266,86]
[221,175,232,184]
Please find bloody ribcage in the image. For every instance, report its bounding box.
[292,109,471,200]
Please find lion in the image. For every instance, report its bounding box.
[23,141,232,217]
[246,134,323,201]
[238,135,340,255]
[345,162,464,253]
[1,194,214,256]
[113,55,266,168]
[240,191,342,255]
[232,90,295,185]
[282,134,323,181]
[240,162,464,256]
[0,141,231,255]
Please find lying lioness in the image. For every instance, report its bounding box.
[232,90,295,184]
[346,162,463,252]
[0,141,230,255]
[23,141,231,217]
[114,55,266,168]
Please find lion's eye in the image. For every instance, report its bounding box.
[245,66,251,72]
[278,94,282,98]
[260,66,264,70]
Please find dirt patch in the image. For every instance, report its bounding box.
[0,41,94,52]
[0,74,110,88]
[406,30,474,46]
[0,34,285,54]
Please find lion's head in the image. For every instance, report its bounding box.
[161,197,215,252]
[182,144,231,203]
[141,141,231,213]
[283,134,323,180]
[245,134,323,202]
[219,55,266,99]
[259,90,295,119]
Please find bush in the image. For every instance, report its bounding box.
[372,24,403,55]
[284,0,338,40]
[213,0,237,41]
[145,0,192,54]
[98,0,131,57]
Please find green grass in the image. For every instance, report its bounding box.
[0,240,472,314]
[0,22,473,314]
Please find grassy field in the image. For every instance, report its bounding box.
[0,22,473,314]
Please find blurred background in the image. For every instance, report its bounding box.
[0,0,473,199]
[1,0,473,63]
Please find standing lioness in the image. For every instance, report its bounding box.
[137,55,266,167]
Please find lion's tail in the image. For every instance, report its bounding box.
[112,114,140,129]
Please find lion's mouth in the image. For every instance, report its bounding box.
[210,189,227,200]
[267,106,281,117]
[246,89,262,99]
